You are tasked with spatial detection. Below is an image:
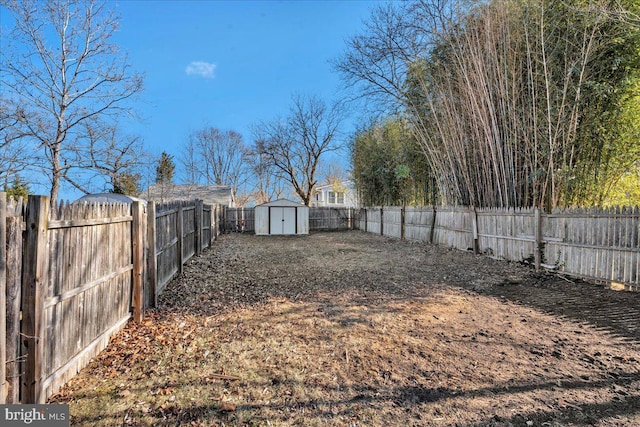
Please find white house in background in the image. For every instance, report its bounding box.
[311,180,359,208]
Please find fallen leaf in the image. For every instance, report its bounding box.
[219,402,236,412]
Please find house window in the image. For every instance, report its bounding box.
[328,191,345,204]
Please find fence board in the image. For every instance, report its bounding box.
[146,202,157,308]
[22,196,49,403]
[382,207,402,238]
[202,205,212,249]
[0,192,5,404]
[182,206,196,262]
[366,207,382,235]
[5,216,22,403]
[132,201,145,323]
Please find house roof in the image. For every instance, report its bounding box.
[75,193,147,206]
[143,184,235,206]
[314,180,355,191]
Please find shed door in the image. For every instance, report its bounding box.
[269,207,297,235]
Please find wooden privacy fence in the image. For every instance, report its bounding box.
[1,194,221,404]
[151,200,219,303]
[224,206,355,233]
[309,207,355,231]
[223,207,255,233]
[356,206,639,290]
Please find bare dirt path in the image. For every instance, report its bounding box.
[51,231,640,426]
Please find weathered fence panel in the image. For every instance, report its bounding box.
[39,201,136,402]
[355,208,367,231]
[309,207,354,231]
[432,206,474,250]
[2,195,217,403]
[404,206,435,242]
[366,207,382,235]
[225,207,255,233]
[155,204,180,295]
[182,205,196,262]
[153,200,215,298]
[356,205,639,290]
[476,208,536,262]
[544,207,639,288]
[382,207,403,239]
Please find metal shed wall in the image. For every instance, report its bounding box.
[255,199,309,235]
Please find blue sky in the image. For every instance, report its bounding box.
[112,0,379,189]
[0,0,382,201]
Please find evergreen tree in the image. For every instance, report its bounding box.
[155,152,176,185]
[4,175,30,198]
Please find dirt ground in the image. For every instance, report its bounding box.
[50,231,640,426]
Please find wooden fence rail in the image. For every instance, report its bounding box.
[356,206,639,290]
[2,195,222,403]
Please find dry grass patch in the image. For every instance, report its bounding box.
[50,232,640,426]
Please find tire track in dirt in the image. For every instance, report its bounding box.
[477,273,640,344]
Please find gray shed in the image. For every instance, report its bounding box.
[255,199,309,235]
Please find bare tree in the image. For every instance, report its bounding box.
[245,144,286,204]
[63,121,151,195]
[0,97,31,189]
[0,0,143,206]
[181,127,249,193]
[254,95,344,206]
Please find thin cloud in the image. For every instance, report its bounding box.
[185,61,216,79]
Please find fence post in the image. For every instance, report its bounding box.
[401,206,406,240]
[146,201,157,308]
[429,206,437,244]
[132,201,145,323]
[471,207,479,254]
[0,192,5,404]
[212,206,217,241]
[534,208,542,271]
[364,208,367,232]
[221,205,225,235]
[195,199,203,255]
[5,215,21,403]
[22,195,49,404]
[380,206,384,236]
[177,204,184,274]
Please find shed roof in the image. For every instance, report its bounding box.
[256,198,307,208]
